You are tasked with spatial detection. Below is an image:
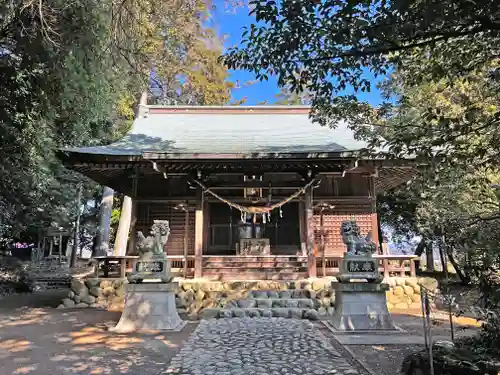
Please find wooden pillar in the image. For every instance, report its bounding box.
[58,233,63,264]
[305,187,316,278]
[369,177,380,252]
[127,168,139,255]
[371,213,380,251]
[120,258,127,279]
[298,201,306,255]
[183,207,189,277]
[114,196,132,256]
[383,258,390,279]
[410,258,416,277]
[194,186,204,278]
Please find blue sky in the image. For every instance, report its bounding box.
[211,1,384,106]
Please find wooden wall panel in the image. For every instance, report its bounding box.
[136,202,195,256]
[313,210,374,256]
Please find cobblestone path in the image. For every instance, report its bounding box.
[163,318,358,375]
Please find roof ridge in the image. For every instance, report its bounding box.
[146,105,311,109]
[145,105,312,115]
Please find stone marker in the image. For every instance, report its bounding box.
[330,220,397,331]
[109,220,185,333]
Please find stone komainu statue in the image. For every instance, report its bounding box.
[135,220,170,256]
[340,220,376,256]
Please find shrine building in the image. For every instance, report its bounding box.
[57,105,420,280]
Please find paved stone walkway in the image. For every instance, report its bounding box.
[163,318,358,375]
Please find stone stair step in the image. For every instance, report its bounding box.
[247,289,317,299]
[226,298,316,309]
[202,266,307,271]
[198,307,334,320]
[201,270,308,281]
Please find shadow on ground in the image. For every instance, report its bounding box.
[0,292,195,375]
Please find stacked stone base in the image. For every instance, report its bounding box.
[58,278,125,310]
[58,277,439,319]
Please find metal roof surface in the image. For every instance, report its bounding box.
[62,106,368,156]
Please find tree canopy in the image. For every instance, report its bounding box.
[223,0,500,162]
[0,0,232,243]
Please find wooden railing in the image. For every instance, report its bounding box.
[167,255,196,278]
[316,254,418,278]
[92,254,417,279]
[92,256,138,278]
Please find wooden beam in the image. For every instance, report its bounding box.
[206,180,308,189]
[194,186,204,278]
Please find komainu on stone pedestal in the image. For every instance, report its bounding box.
[110,220,185,332]
[128,220,172,284]
[337,220,381,283]
[331,220,396,331]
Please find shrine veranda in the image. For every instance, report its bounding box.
[58,105,422,280]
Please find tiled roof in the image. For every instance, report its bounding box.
[62,106,368,157]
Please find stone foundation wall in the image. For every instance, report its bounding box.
[59,279,125,310]
[58,277,440,317]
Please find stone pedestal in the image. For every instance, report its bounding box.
[110,283,185,333]
[128,252,172,283]
[330,282,397,331]
[337,253,383,283]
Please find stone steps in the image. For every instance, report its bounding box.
[216,307,326,320]
[201,256,308,280]
[202,270,308,281]
[199,288,335,320]
[226,298,316,309]
[246,290,317,299]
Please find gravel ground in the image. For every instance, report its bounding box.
[348,344,424,375]
[0,303,196,374]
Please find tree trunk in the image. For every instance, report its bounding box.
[93,186,114,257]
[446,247,470,285]
[70,184,83,268]
[413,239,426,273]
[426,244,435,271]
[114,196,132,256]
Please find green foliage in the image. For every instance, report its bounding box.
[373,62,500,287]
[0,0,232,244]
[145,0,234,105]
[223,0,500,134]
[0,0,135,241]
[274,86,311,105]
